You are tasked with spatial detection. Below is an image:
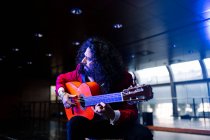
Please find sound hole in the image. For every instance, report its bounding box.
[79,95,85,109]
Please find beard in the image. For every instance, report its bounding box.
[79,63,95,77]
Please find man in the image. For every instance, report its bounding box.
[56,37,153,140]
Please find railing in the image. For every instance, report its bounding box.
[138,97,210,130]
[18,101,65,120]
[0,101,67,140]
[140,97,210,118]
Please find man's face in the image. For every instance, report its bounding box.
[81,47,94,75]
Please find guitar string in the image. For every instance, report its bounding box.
[68,91,150,104]
[68,97,146,104]
[69,93,123,103]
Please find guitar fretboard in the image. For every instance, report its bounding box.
[83,92,123,107]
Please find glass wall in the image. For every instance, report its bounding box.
[170,60,203,82]
[176,83,209,117]
[146,86,172,118]
[203,58,210,78]
[136,58,210,130]
[135,66,170,85]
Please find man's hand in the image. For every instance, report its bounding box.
[94,102,115,120]
[62,93,77,108]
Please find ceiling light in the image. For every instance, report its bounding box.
[72,41,80,46]
[34,33,43,38]
[0,56,6,61]
[71,8,82,15]
[46,53,52,57]
[12,48,19,52]
[27,61,33,65]
[113,23,123,29]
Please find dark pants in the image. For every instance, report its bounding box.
[66,116,153,140]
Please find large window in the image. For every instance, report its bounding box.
[146,86,172,118]
[176,83,208,104]
[148,86,171,104]
[135,66,170,85]
[170,60,203,82]
[203,58,210,78]
[50,85,57,101]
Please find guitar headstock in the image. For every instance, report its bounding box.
[122,84,153,102]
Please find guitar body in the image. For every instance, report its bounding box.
[65,82,100,120]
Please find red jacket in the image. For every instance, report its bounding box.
[56,64,138,124]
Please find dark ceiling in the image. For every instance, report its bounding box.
[1,0,210,81]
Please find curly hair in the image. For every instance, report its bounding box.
[76,37,125,93]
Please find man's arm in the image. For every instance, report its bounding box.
[114,72,138,124]
[56,64,82,96]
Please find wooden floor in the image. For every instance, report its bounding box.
[148,125,210,135]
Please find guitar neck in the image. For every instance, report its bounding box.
[83,92,123,107]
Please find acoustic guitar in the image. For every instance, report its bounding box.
[64,81,153,120]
